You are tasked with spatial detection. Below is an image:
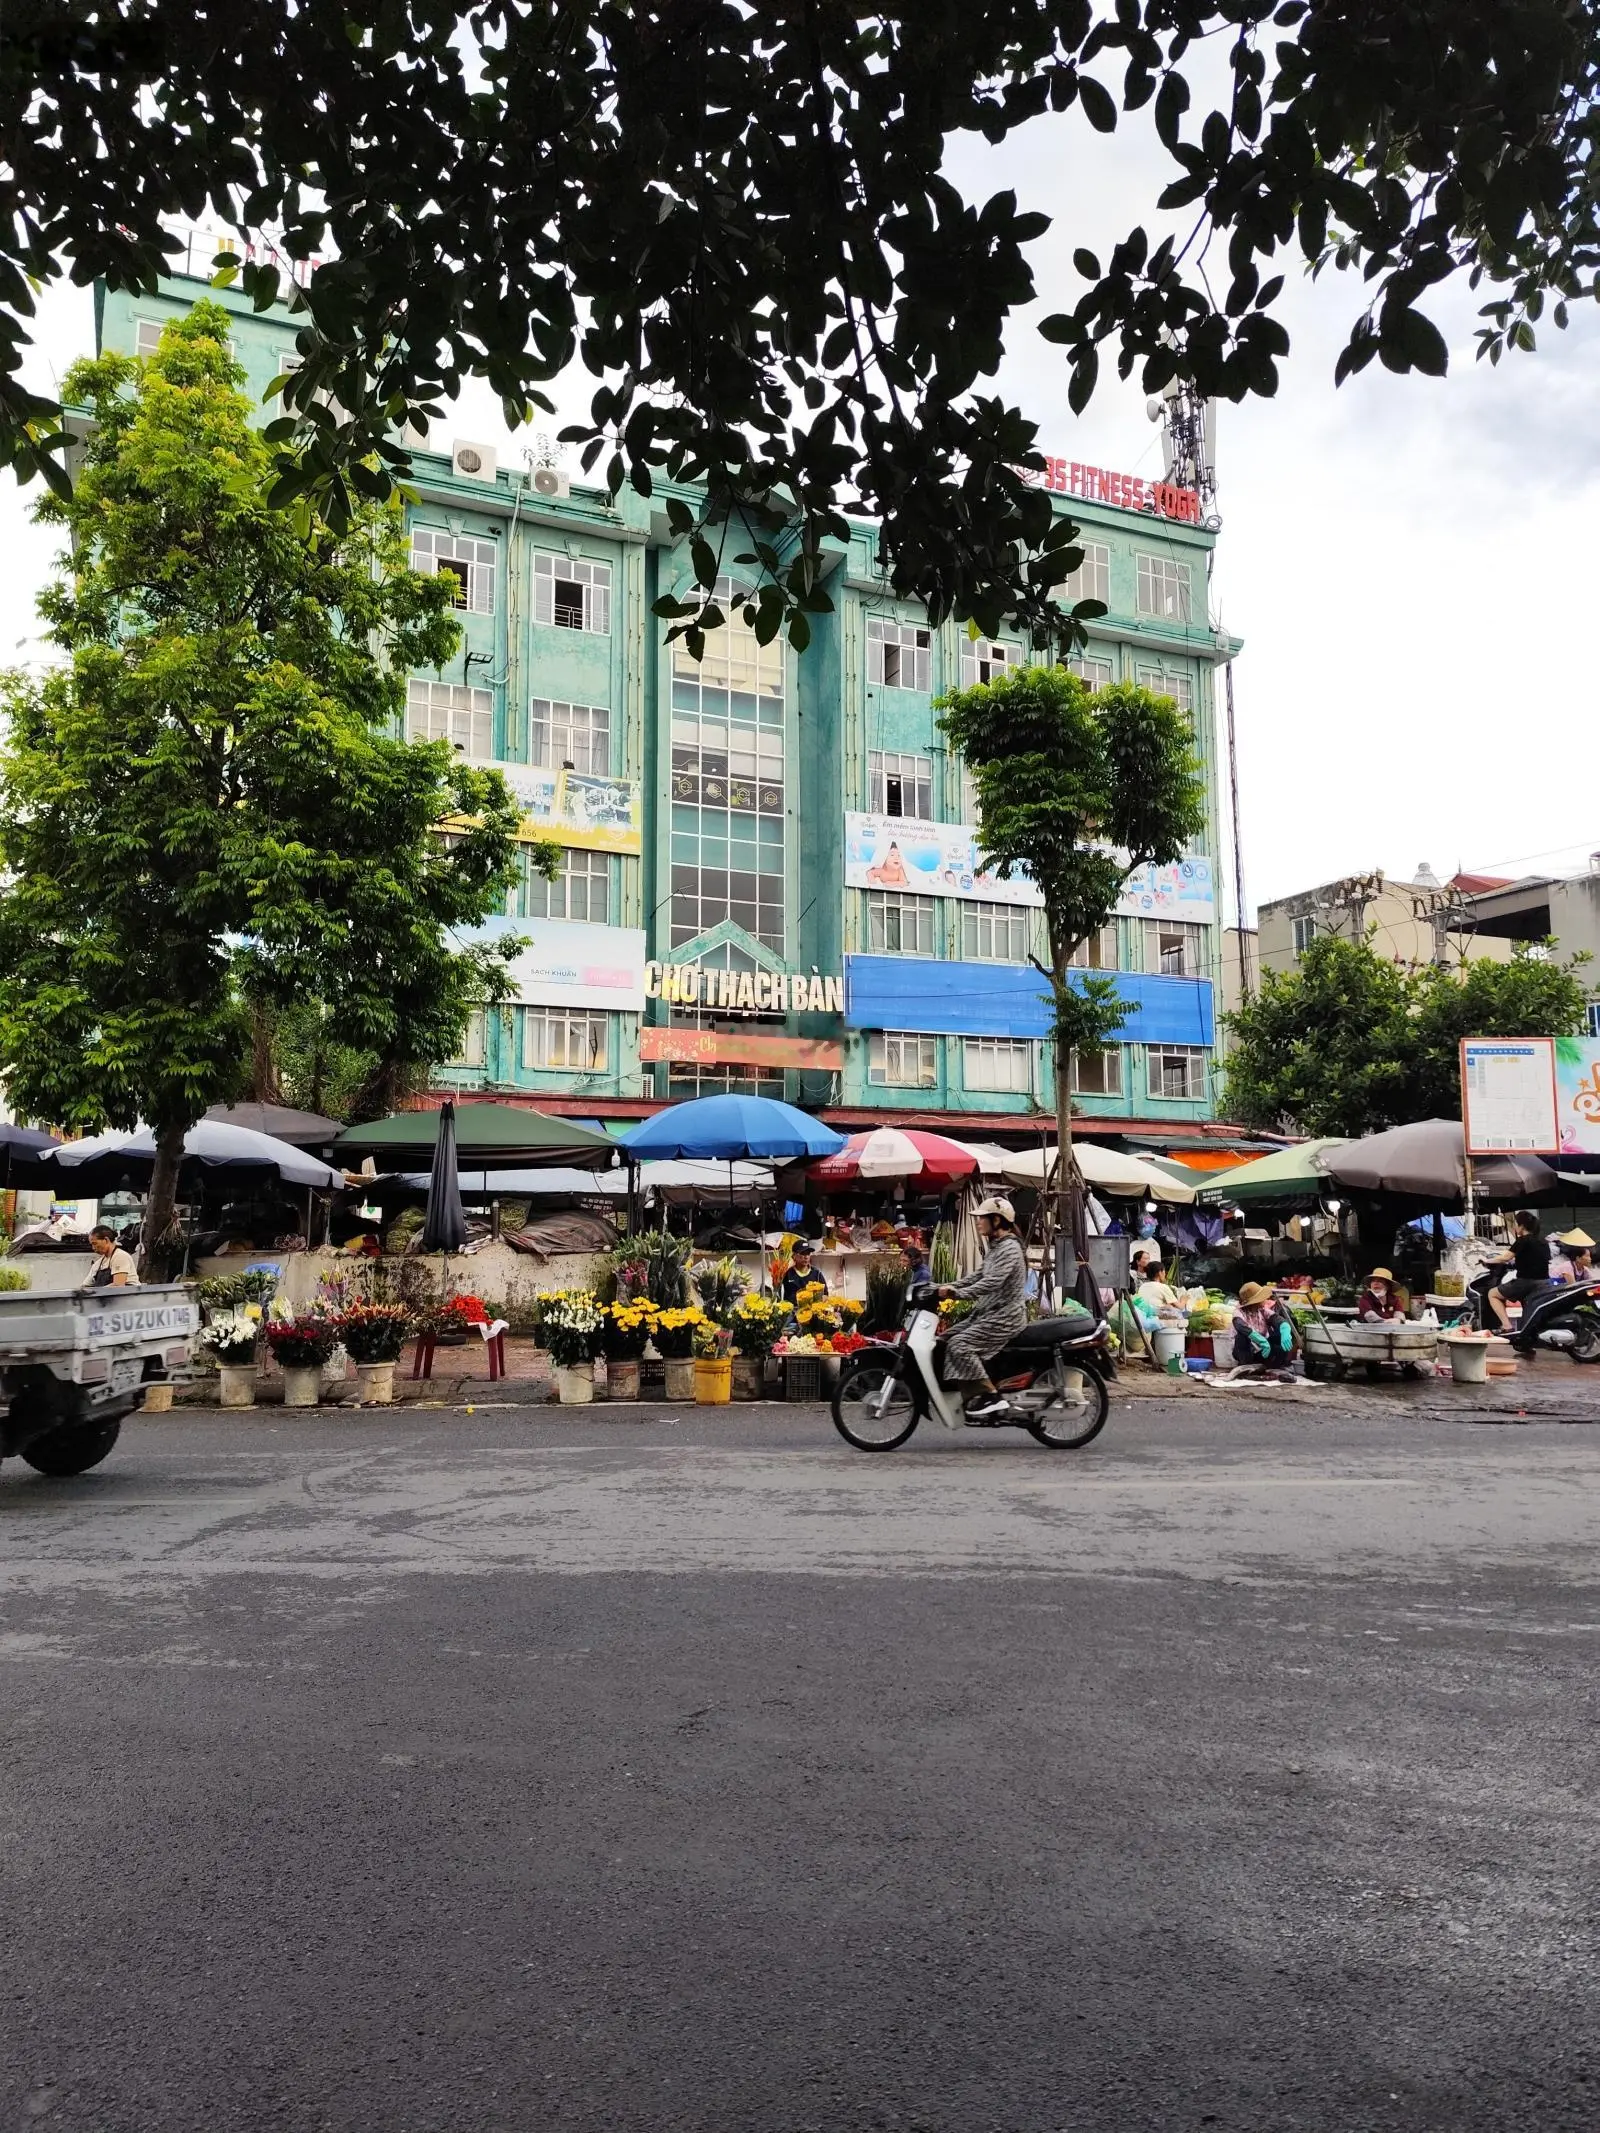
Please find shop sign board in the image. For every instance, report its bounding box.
[1461,1037,1559,1153]
[1554,1036,1600,1157]
[1115,858,1216,924]
[498,765,643,855]
[638,1029,844,1069]
[644,962,845,1014]
[844,813,1043,907]
[473,917,647,1013]
[1023,455,1203,524]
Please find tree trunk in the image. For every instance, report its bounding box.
[249,998,282,1103]
[140,1119,190,1283]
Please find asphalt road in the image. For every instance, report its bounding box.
[4,1397,1599,2133]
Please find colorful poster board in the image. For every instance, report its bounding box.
[498,766,643,854]
[472,917,646,1013]
[1461,1037,1559,1153]
[843,813,1042,906]
[1114,858,1216,925]
[1554,1037,1600,1157]
[638,1030,844,1069]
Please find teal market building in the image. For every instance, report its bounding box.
[96,265,1244,1151]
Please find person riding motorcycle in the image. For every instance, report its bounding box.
[935,1197,1029,1418]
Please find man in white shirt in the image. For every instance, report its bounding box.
[88,1224,139,1287]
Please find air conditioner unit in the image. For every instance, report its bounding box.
[531,465,570,500]
[451,439,497,481]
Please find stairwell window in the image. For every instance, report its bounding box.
[407,679,493,760]
[1147,1045,1206,1101]
[1135,554,1192,622]
[411,527,496,614]
[867,750,933,820]
[963,1037,1032,1093]
[867,616,931,692]
[868,1032,939,1089]
[534,553,611,634]
[1062,541,1110,607]
[520,847,609,925]
[522,1007,608,1072]
[530,697,610,774]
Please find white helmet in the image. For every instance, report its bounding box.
[974,1196,1016,1225]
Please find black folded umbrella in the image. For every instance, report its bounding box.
[1,1122,61,1189]
[418,1099,468,1254]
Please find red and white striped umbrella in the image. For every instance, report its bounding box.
[809,1126,979,1185]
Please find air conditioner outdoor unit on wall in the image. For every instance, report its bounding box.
[451,439,497,481]
[531,466,571,500]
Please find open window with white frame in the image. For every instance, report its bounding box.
[864,890,938,956]
[867,1031,939,1089]
[411,526,497,614]
[1070,1047,1123,1097]
[533,552,611,634]
[522,1006,609,1073]
[866,616,932,692]
[1146,1044,1207,1101]
[406,678,494,761]
[867,749,934,820]
[962,1036,1032,1094]
[958,637,1019,687]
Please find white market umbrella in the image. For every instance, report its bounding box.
[1000,1142,1196,1204]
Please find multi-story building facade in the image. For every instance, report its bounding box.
[97,270,1242,1140]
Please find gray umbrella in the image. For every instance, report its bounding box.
[1322,1119,1559,1205]
[418,1098,468,1254]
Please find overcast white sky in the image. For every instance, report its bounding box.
[5,91,1597,918]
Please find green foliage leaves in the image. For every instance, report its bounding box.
[0,306,521,1139]
[1222,934,1591,1136]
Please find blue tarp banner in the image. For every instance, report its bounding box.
[843,957,1214,1046]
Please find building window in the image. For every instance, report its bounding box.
[958,638,1018,687]
[135,319,165,358]
[1147,920,1203,977]
[1062,541,1111,608]
[1147,1045,1207,1101]
[960,900,1031,962]
[868,1031,939,1089]
[1067,655,1115,691]
[1134,665,1194,712]
[450,1009,487,1068]
[1136,554,1193,623]
[530,697,610,774]
[963,1037,1032,1094]
[867,750,934,820]
[407,679,494,760]
[411,527,496,614]
[1071,1048,1122,1096]
[666,1063,786,1101]
[519,847,610,925]
[1069,923,1119,970]
[671,579,786,953]
[867,616,932,692]
[1291,915,1319,954]
[1588,1002,1600,1040]
[865,891,937,956]
[533,553,611,634]
[522,1007,608,1073]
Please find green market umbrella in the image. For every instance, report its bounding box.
[333,1103,617,1173]
[1194,1139,1349,1207]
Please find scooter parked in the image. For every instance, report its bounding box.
[831,1284,1113,1452]
[1463,1269,1600,1362]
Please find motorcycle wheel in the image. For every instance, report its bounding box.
[19,1418,123,1477]
[832,1359,921,1451]
[1563,1315,1600,1364]
[1028,1362,1109,1450]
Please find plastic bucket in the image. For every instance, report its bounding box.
[1151,1326,1186,1375]
[1442,1336,1489,1385]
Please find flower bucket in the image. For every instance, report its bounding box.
[730,1356,763,1401]
[218,1363,257,1409]
[556,1362,594,1405]
[663,1357,696,1401]
[606,1359,642,1401]
[356,1360,395,1406]
[141,1381,174,1413]
[281,1365,321,1409]
[694,1357,732,1405]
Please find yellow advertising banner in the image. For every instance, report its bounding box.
[500,765,643,854]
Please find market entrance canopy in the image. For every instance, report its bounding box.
[333,1103,617,1172]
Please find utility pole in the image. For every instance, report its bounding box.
[1224,661,1251,1001]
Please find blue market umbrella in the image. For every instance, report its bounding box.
[619,1094,846,1162]
[418,1099,468,1254]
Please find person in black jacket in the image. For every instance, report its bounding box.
[1487,1210,1552,1328]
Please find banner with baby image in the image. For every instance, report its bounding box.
[843,814,1042,906]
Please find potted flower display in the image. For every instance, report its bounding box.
[727,1294,790,1399]
[652,1306,707,1400]
[540,1290,604,1404]
[338,1302,411,1405]
[264,1306,338,1408]
[430,1292,489,1346]
[201,1304,263,1408]
[599,1299,657,1401]
[692,1316,734,1404]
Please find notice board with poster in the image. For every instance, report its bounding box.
[497,765,643,854]
[1460,1038,1559,1153]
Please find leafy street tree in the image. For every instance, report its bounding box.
[939,668,1205,1276]
[5,3,1597,650]
[0,305,548,1273]
[1222,934,1591,1137]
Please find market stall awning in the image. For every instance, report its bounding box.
[333,1103,617,1172]
[1322,1120,1562,1206]
[1193,1139,1348,1206]
[36,1121,342,1192]
[809,1127,978,1186]
[997,1142,1196,1204]
[203,1102,340,1149]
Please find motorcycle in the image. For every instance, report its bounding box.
[830,1283,1113,1452]
[1463,1269,1600,1362]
